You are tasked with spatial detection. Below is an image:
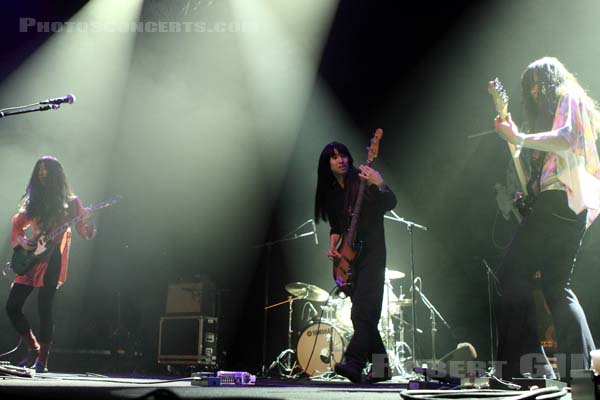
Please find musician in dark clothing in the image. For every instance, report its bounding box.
[493,57,598,381]
[5,156,95,372]
[314,142,397,383]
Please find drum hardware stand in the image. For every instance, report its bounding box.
[390,286,414,378]
[254,219,318,377]
[384,210,427,370]
[264,294,305,377]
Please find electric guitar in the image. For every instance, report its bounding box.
[10,196,120,275]
[333,128,383,296]
[487,78,534,217]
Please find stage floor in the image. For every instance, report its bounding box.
[0,373,410,400]
[0,372,574,400]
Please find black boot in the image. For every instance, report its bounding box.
[17,349,39,368]
[34,342,51,373]
[334,361,363,383]
[17,330,40,368]
[361,369,392,384]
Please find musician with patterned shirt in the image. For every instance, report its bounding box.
[5,156,96,373]
[493,57,598,381]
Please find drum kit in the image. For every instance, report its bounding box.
[265,268,415,380]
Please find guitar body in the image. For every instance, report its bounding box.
[10,245,49,275]
[515,192,535,217]
[7,195,121,277]
[333,238,363,297]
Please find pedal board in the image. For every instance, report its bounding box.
[510,378,567,390]
[408,380,455,390]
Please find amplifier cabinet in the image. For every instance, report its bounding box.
[158,315,218,365]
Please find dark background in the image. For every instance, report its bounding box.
[0,0,599,375]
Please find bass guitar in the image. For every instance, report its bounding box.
[333,128,383,296]
[487,78,534,217]
[10,196,120,275]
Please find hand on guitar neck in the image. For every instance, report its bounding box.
[494,113,524,146]
[358,165,385,188]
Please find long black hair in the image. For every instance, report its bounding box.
[521,57,600,135]
[20,156,74,229]
[314,142,359,223]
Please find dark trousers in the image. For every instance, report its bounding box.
[345,248,387,367]
[5,248,61,344]
[496,190,595,380]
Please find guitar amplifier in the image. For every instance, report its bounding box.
[165,282,217,316]
[158,315,218,366]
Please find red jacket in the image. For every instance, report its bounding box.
[11,197,93,288]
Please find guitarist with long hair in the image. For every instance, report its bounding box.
[493,57,599,382]
[5,156,96,372]
[314,141,396,383]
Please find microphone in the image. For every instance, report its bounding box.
[319,347,331,363]
[39,93,76,105]
[311,219,319,245]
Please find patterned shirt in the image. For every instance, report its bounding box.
[539,91,600,226]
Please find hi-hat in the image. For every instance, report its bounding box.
[385,268,405,280]
[285,282,329,302]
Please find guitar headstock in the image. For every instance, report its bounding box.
[487,78,509,121]
[92,195,122,210]
[366,128,383,165]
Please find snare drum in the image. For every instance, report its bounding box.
[296,322,345,376]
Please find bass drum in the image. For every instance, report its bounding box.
[296,322,345,376]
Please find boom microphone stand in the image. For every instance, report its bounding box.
[482,259,501,371]
[0,94,76,118]
[384,210,427,370]
[413,278,451,363]
[254,219,318,376]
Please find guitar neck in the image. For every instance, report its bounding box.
[498,112,528,195]
[48,212,87,241]
[48,202,109,241]
[507,142,529,196]
[345,179,367,246]
[489,79,528,196]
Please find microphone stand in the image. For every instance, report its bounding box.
[482,259,501,372]
[384,210,427,370]
[0,103,60,118]
[413,282,451,363]
[254,219,317,377]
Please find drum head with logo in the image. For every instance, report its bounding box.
[296,322,344,376]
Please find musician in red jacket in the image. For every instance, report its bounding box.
[314,141,397,383]
[6,156,96,372]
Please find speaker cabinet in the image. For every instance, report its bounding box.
[158,315,218,365]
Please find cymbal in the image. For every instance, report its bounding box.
[391,299,413,307]
[385,268,405,280]
[284,282,329,302]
